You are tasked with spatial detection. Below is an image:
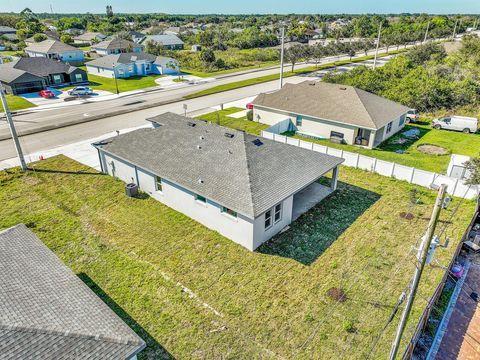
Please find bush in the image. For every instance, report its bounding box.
[246,109,253,121]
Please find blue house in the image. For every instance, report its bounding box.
[24,40,85,66]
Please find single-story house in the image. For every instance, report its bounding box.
[252,81,411,149]
[0,57,88,94]
[128,31,146,43]
[25,39,85,65]
[191,44,202,52]
[73,31,107,45]
[92,38,143,56]
[86,53,178,78]
[139,34,184,50]
[0,25,16,36]
[93,112,343,251]
[0,224,146,359]
[1,33,17,42]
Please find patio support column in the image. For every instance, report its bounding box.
[331,166,339,191]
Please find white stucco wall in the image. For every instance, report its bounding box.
[100,151,258,250]
[375,114,407,146]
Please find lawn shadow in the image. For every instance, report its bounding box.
[377,124,431,153]
[27,167,104,176]
[78,273,175,360]
[257,180,381,266]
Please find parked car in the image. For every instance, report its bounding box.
[67,87,93,96]
[39,89,55,98]
[432,116,478,134]
[246,102,254,110]
[406,109,419,122]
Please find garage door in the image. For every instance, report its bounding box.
[14,81,44,95]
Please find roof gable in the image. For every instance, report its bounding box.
[93,38,143,50]
[25,39,79,54]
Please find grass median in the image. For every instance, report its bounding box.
[1,95,36,112]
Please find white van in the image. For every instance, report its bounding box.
[432,115,478,133]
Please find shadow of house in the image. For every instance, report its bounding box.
[377,124,431,153]
[78,273,175,360]
[257,180,381,265]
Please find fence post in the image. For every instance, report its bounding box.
[372,158,377,173]
[390,163,396,177]
[409,168,415,183]
[451,178,459,196]
[340,149,344,159]
[355,153,360,168]
[430,172,437,187]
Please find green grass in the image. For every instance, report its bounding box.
[0,50,20,56]
[182,61,280,78]
[196,107,268,135]
[290,122,480,173]
[184,50,408,100]
[0,155,474,359]
[71,72,164,93]
[1,95,36,112]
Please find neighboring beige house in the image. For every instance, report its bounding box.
[252,81,410,149]
[24,40,85,65]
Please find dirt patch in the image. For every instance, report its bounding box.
[327,287,347,302]
[400,212,415,220]
[417,144,449,156]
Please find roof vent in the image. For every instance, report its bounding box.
[340,87,347,90]
[197,145,202,150]
[187,121,196,127]
[224,132,235,138]
[252,139,263,147]
[199,135,205,140]
[198,179,204,184]
[228,150,233,154]
[309,82,316,86]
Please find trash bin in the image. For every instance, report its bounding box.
[125,183,138,197]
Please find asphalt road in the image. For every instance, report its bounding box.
[0,54,396,161]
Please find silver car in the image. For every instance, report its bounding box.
[67,87,94,96]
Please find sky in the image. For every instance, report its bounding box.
[2,0,480,14]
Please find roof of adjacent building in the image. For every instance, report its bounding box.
[25,39,80,54]
[95,112,343,218]
[0,57,85,83]
[252,81,411,130]
[93,38,143,50]
[0,224,146,359]
[140,34,184,46]
[0,26,16,34]
[74,32,107,41]
[86,52,175,69]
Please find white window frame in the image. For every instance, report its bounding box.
[274,203,282,223]
[264,209,272,230]
[222,206,237,219]
[386,121,393,133]
[195,194,207,204]
[155,176,163,192]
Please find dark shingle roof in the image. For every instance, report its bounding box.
[25,39,79,54]
[0,26,16,34]
[11,57,84,77]
[97,112,343,217]
[0,224,146,359]
[252,81,410,130]
[92,38,143,50]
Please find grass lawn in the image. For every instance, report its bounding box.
[289,123,480,174]
[0,155,474,359]
[196,107,268,135]
[1,94,36,112]
[182,61,280,78]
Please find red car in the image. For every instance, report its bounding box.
[39,89,55,98]
[246,102,254,110]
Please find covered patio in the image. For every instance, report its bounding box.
[292,166,339,221]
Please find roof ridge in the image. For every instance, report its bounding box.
[240,133,256,217]
[0,322,145,347]
[353,87,378,128]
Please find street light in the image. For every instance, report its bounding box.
[112,63,119,95]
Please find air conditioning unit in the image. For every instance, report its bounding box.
[125,183,138,197]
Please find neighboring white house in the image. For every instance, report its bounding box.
[139,34,184,50]
[93,112,343,251]
[86,53,179,78]
[0,224,146,359]
[73,31,108,45]
[91,38,144,56]
[252,81,410,149]
[24,40,85,65]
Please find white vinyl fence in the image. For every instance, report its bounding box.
[261,131,479,200]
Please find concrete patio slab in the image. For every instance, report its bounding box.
[292,182,333,221]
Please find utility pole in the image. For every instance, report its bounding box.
[373,22,382,70]
[279,26,285,89]
[112,63,119,95]
[452,19,459,40]
[389,184,447,360]
[423,21,431,44]
[0,82,27,171]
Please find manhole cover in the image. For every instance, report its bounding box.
[400,212,415,220]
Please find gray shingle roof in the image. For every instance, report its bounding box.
[140,34,184,46]
[0,224,146,359]
[86,52,173,69]
[96,112,343,217]
[93,38,143,50]
[73,32,107,42]
[25,39,79,54]
[11,57,84,77]
[0,26,16,34]
[252,81,411,130]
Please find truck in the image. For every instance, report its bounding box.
[432,115,478,134]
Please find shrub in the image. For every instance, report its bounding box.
[246,109,253,121]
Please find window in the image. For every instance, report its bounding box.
[399,116,405,127]
[75,73,83,82]
[52,74,62,84]
[222,207,237,218]
[274,203,282,223]
[145,63,151,71]
[386,121,393,133]
[330,131,344,139]
[195,194,206,203]
[265,209,272,230]
[128,65,134,72]
[155,176,163,192]
[296,116,303,127]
